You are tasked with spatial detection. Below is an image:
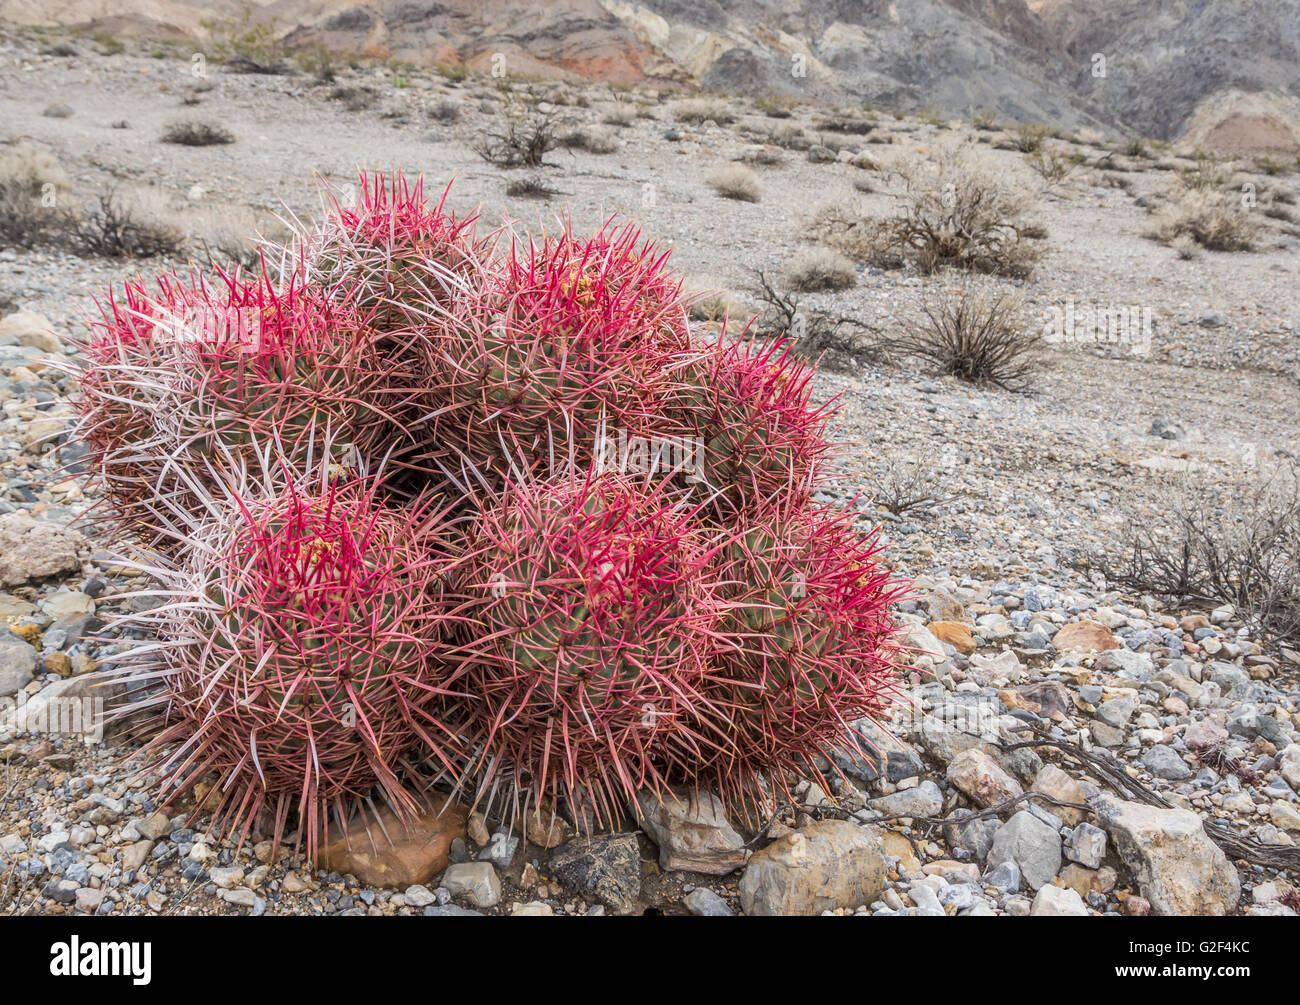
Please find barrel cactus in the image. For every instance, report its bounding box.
[107,475,464,859]
[451,472,722,827]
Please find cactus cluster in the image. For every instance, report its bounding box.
[76,170,904,856]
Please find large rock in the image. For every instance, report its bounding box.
[0,633,38,698]
[986,810,1061,891]
[316,799,468,889]
[1052,621,1121,653]
[947,748,1023,808]
[1092,795,1240,915]
[0,309,64,354]
[548,832,642,915]
[0,513,88,586]
[738,820,888,916]
[634,789,748,875]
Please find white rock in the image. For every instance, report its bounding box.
[1030,884,1088,916]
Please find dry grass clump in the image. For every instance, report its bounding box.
[428,97,461,122]
[505,176,560,200]
[707,163,761,202]
[673,98,734,125]
[814,145,1041,278]
[161,119,236,146]
[683,275,743,323]
[897,280,1041,390]
[1105,464,1300,641]
[783,247,857,292]
[599,102,637,127]
[1146,190,1260,252]
[558,126,620,154]
[767,122,810,150]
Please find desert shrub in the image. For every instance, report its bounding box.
[756,95,794,118]
[707,163,761,202]
[0,141,70,249]
[1120,137,1150,159]
[1255,155,1289,177]
[428,97,460,122]
[1026,144,1074,183]
[201,4,288,73]
[0,180,55,249]
[784,247,856,292]
[559,126,620,154]
[972,109,998,131]
[1146,190,1260,251]
[897,281,1040,390]
[162,119,236,145]
[870,454,954,515]
[474,94,558,167]
[767,122,810,150]
[1105,466,1300,641]
[1179,150,1226,190]
[599,102,637,127]
[1015,123,1049,153]
[505,176,559,200]
[753,270,878,371]
[736,145,784,166]
[816,145,1041,277]
[1171,235,1201,260]
[673,97,734,125]
[330,85,377,111]
[818,114,875,135]
[61,191,185,259]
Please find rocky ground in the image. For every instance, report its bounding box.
[1,31,1298,917]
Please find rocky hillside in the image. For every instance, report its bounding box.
[4,0,1298,149]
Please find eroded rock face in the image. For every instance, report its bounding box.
[1092,795,1240,916]
[633,789,748,875]
[738,820,888,916]
[315,800,469,889]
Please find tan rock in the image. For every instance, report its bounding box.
[1093,795,1240,916]
[634,788,748,875]
[928,621,976,654]
[1029,763,1088,825]
[0,310,64,354]
[0,512,88,587]
[316,798,469,889]
[524,804,570,848]
[947,748,1023,808]
[739,820,889,916]
[1052,621,1121,653]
